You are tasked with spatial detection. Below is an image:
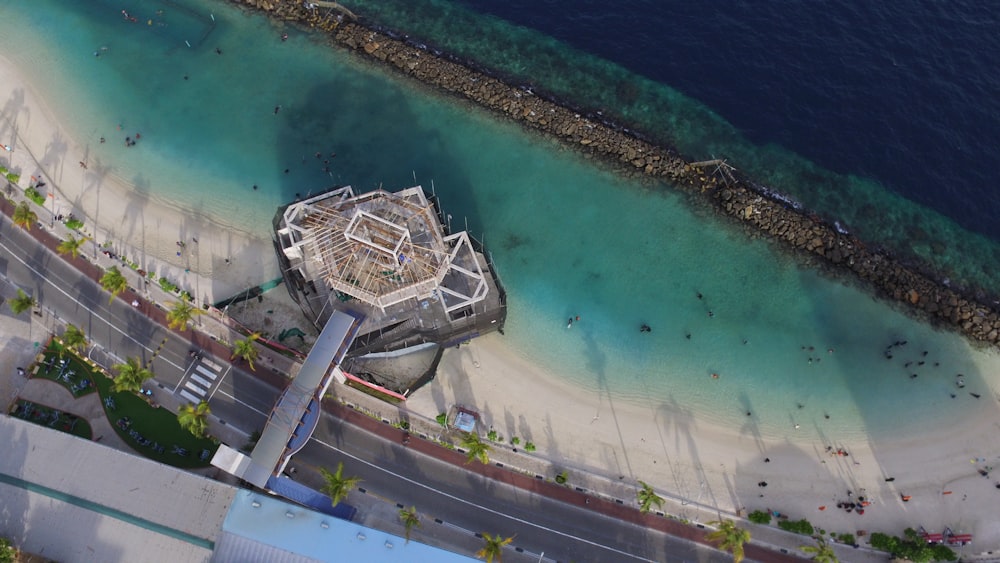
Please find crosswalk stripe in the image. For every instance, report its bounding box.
[195,364,219,379]
[190,374,212,388]
[179,389,201,404]
[201,357,223,371]
[184,380,206,395]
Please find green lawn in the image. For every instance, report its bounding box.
[9,399,93,440]
[31,341,98,398]
[33,341,218,468]
[92,368,218,469]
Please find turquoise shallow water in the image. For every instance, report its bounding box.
[0,0,996,442]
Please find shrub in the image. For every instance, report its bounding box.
[65,217,84,230]
[158,277,177,293]
[929,544,958,561]
[554,471,568,484]
[25,186,45,205]
[487,429,501,442]
[870,529,957,562]
[0,536,15,563]
[777,518,814,535]
[510,436,520,445]
[747,510,771,525]
[524,441,536,452]
[5,172,20,186]
[869,532,895,552]
[836,533,855,545]
[435,413,447,427]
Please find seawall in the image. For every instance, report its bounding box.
[226,0,1000,348]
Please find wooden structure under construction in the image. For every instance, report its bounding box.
[273,185,506,363]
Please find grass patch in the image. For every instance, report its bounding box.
[345,379,403,404]
[9,399,93,439]
[31,342,97,398]
[93,373,218,469]
[34,342,217,468]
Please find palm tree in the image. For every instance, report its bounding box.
[100,266,128,303]
[166,299,203,331]
[60,324,87,357]
[475,532,514,563]
[706,519,751,563]
[177,401,211,438]
[398,506,420,544]
[110,357,153,394]
[800,537,838,563]
[230,332,261,370]
[8,288,36,315]
[460,431,491,465]
[56,235,88,259]
[636,480,664,513]
[319,461,361,507]
[12,200,36,230]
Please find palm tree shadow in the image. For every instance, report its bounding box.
[736,390,767,455]
[654,395,714,508]
[0,87,28,153]
[580,327,636,480]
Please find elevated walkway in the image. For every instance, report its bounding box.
[213,309,363,488]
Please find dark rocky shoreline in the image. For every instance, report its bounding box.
[228,0,1000,348]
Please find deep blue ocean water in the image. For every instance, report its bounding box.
[344,0,1000,297]
[461,0,1000,238]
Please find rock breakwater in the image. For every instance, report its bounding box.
[228,0,1000,347]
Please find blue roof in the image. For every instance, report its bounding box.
[265,476,356,521]
[219,491,477,563]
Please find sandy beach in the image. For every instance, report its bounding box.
[0,55,277,306]
[407,333,1000,552]
[4,44,1000,558]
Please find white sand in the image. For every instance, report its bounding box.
[5,51,1000,554]
[408,332,1000,550]
[0,55,277,305]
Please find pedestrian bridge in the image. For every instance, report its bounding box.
[212,310,363,488]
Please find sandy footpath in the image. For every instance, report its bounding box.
[0,55,276,305]
[4,51,1000,555]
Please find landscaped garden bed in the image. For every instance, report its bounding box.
[31,342,97,398]
[9,399,93,440]
[30,339,218,468]
[93,369,218,469]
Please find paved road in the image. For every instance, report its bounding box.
[296,413,738,563]
[0,207,790,562]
